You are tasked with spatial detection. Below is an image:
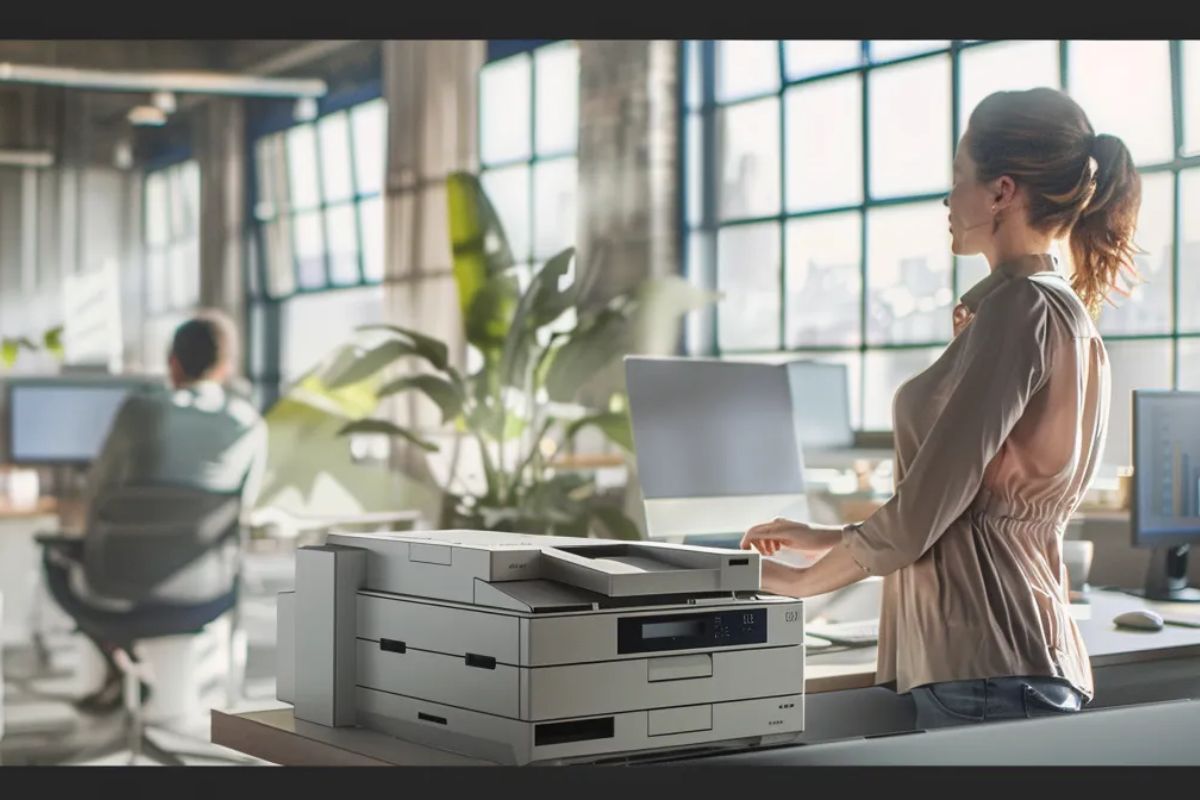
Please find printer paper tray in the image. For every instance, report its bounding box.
[355,685,804,766]
[356,638,805,721]
[357,593,806,668]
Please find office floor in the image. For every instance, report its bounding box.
[1,549,295,766]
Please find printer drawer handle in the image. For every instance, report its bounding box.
[465,652,497,670]
[647,654,713,682]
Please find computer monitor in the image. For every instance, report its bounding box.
[783,360,854,454]
[1131,390,1200,602]
[2,376,160,466]
[625,356,817,544]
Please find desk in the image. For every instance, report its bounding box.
[804,589,1200,694]
[0,497,57,520]
[1,589,4,740]
[696,699,1200,765]
[0,512,59,646]
[210,589,1200,765]
[211,707,493,766]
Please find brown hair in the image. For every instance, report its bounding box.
[966,88,1143,317]
[170,309,238,381]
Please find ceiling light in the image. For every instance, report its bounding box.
[127,105,167,126]
[293,97,318,122]
[151,90,176,114]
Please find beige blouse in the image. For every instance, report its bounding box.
[841,253,1110,698]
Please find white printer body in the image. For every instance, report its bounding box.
[276,530,806,765]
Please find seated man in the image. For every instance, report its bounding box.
[45,309,267,712]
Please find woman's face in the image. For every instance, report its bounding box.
[945,132,997,257]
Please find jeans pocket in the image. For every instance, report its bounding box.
[1022,683,1082,719]
[922,684,987,723]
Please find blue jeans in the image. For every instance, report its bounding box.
[912,676,1085,729]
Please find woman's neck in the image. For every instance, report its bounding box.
[985,227,1057,272]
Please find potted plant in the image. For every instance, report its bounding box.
[1,327,64,369]
[274,172,716,538]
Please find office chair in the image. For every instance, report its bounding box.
[38,484,258,765]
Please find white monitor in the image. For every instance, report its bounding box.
[784,360,853,453]
[625,356,825,542]
[3,376,158,465]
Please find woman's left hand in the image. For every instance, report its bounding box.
[740,517,842,559]
[952,302,975,337]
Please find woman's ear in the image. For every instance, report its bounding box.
[993,175,1018,209]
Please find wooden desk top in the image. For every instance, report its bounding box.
[211,707,493,767]
[211,590,1200,765]
[0,496,57,521]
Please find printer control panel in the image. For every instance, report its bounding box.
[617,608,768,654]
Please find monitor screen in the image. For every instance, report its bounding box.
[626,357,806,501]
[8,383,135,464]
[625,356,817,540]
[784,360,853,451]
[1133,391,1200,547]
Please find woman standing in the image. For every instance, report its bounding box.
[742,88,1142,728]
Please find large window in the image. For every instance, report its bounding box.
[478,41,579,289]
[142,159,201,370]
[247,96,387,407]
[683,40,1200,470]
[252,97,386,299]
[143,160,201,315]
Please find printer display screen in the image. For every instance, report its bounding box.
[642,620,704,639]
[617,608,767,654]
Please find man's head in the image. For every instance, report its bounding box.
[168,310,238,389]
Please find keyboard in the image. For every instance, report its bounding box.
[805,618,880,646]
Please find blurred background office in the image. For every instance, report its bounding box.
[0,39,1198,764]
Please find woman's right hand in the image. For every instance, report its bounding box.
[740,517,842,559]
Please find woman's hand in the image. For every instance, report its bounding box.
[952,302,975,337]
[739,517,843,559]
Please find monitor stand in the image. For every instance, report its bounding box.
[1130,545,1200,603]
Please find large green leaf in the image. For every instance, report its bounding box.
[498,248,577,390]
[42,327,64,359]
[355,325,450,372]
[535,275,717,400]
[588,503,643,541]
[278,340,383,420]
[327,339,429,389]
[565,410,634,452]
[465,273,521,352]
[289,373,379,419]
[554,238,609,317]
[1,337,38,369]
[526,247,578,328]
[337,418,440,452]
[1,339,18,368]
[447,172,515,323]
[543,308,632,402]
[379,375,465,425]
[520,473,593,527]
[466,400,529,443]
[534,337,565,392]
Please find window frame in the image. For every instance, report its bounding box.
[682,39,1200,434]
[477,40,580,276]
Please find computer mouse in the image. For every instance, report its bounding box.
[1113,609,1164,631]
